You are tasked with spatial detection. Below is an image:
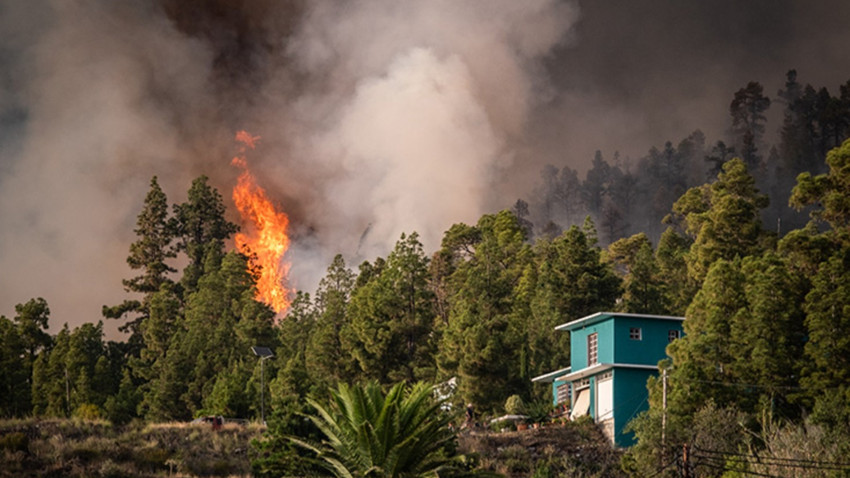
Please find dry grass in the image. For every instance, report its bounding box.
[0,418,264,477]
[458,420,625,478]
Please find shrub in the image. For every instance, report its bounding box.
[505,395,526,415]
[72,403,104,421]
[0,432,28,453]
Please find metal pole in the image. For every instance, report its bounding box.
[260,356,265,425]
[65,368,70,417]
[662,367,667,463]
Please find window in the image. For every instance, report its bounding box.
[587,333,598,365]
[629,327,642,340]
[668,329,681,342]
[556,382,571,404]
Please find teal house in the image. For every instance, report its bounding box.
[532,312,685,446]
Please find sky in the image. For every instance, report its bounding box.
[1,0,849,339]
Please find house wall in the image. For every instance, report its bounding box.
[611,368,656,447]
[569,319,615,370]
[613,317,684,365]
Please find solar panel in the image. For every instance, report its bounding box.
[251,346,274,358]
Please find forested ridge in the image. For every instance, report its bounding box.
[2,72,850,477]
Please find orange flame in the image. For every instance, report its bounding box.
[231,130,292,314]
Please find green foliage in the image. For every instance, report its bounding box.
[143,250,276,421]
[306,254,357,387]
[14,297,52,365]
[172,175,239,294]
[527,222,620,393]
[791,137,850,235]
[655,227,696,315]
[437,211,534,411]
[290,381,481,478]
[608,234,667,314]
[30,321,116,418]
[0,315,29,417]
[672,158,772,283]
[251,394,324,478]
[800,249,850,408]
[345,233,437,385]
[73,403,103,420]
[504,395,525,415]
[104,177,177,345]
[665,254,805,418]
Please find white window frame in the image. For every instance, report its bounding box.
[629,327,642,340]
[587,333,598,365]
[668,329,681,342]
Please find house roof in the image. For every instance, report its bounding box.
[549,362,658,383]
[554,312,685,332]
[531,366,572,383]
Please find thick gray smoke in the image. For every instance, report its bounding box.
[0,0,577,337]
[2,0,850,338]
[275,0,578,268]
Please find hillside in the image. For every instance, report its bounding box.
[458,420,625,478]
[0,417,627,477]
[0,418,263,477]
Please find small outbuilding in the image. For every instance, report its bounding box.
[532,312,684,446]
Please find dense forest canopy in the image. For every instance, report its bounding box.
[4,1,850,338]
[2,67,850,475]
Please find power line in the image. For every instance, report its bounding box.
[692,446,850,471]
[675,377,802,391]
[694,459,784,478]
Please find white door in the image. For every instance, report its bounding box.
[596,377,613,422]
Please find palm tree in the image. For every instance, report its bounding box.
[290,381,465,478]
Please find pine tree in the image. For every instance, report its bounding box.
[0,316,28,417]
[730,81,771,171]
[142,250,276,420]
[345,233,436,384]
[667,259,746,417]
[731,253,806,413]
[172,175,238,295]
[103,177,176,347]
[672,158,772,283]
[791,138,850,238]
[305,255,356,388]
[437,211,534,411]
[801,250,850,409]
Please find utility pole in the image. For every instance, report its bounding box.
[662,367,668,467]
[65,368,71,417]
[252,346,274,425]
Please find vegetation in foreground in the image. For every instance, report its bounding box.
[0,418,264,477]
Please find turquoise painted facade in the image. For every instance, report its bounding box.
[532,312,685,447]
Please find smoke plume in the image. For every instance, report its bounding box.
[2,0,850,337]
[0,0,577,336]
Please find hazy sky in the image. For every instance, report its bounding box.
[1,0,849,339]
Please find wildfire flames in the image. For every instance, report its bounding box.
[231,131,292,314]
